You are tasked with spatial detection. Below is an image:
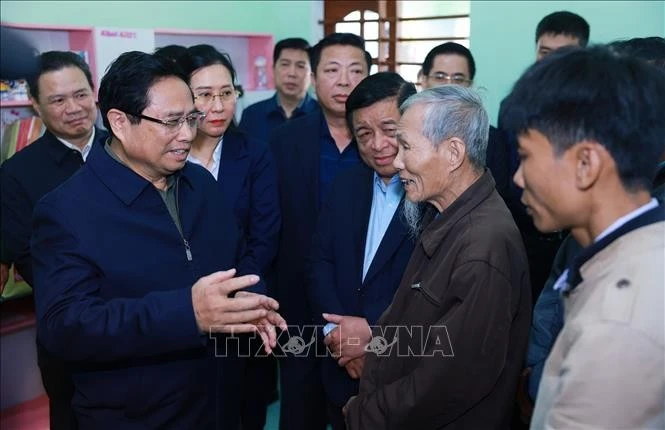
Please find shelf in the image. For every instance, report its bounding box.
[1,22,275,105]
[154,29,274,91]
[0,100,32,108]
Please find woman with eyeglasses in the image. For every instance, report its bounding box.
[176,44,281,429]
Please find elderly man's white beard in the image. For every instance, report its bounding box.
[403,199,426,238]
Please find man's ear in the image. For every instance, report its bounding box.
[574,141,604,190]
[106,109,129,141]
[31,97,42,118]
[444,137,466,171]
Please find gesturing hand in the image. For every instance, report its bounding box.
[192,269,285,344]
[236,291,287,354]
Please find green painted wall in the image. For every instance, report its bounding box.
[3,0,664,124]
[0,0,319,43]
[470,0,665,124]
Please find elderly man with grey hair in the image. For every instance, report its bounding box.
[344,85,532,429]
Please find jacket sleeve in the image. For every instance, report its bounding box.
[306,187,346,324]
[234,141,281,295]
[31,199,206,362]
[346,260,517,429]
[526,234,580,399]
[1,165,34,285]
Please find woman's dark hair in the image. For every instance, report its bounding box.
[178,44,237,85]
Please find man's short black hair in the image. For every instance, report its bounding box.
[154,44,188,64]
[273,38,310,64]
[609,37,665,71]
[421,42,476,79]
[98,51,188,137]
[536,11,590,47]
[502,45,665,191]
[309,33,372,74]
[345,72,416,132]
[27,50,94,101]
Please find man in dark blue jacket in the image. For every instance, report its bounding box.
[0,51,108,430]
[270,33,371,430]
[30,51,285,429]
[239,37,319,143]
[308,72,417,429]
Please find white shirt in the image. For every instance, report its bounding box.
[187,137,223,180]
[56,128,95,161]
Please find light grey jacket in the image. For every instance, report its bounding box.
[532,221,665,429]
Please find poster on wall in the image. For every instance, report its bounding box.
[94,27,155,85]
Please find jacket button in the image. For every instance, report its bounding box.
[616,279,631,289]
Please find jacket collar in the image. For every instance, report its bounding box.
[43,127,108,164]
[420,170,496,257]
[86,140,195,206]
[564,203,665,293]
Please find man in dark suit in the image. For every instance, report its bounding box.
[30,51,286,429]
[269,33,371,430]
[308,72,418,429]
[0,51,107,430]
[239,37,319,143]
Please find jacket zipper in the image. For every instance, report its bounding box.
[174,178,193,262]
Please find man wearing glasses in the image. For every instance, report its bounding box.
[1,50,109,430]
[420,42,511,204]
[30,51,286,429]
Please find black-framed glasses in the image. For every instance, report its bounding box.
[427,72,472,86]
[126,111,205,131]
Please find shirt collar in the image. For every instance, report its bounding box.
[595,198,658,242]
[374,172,403,194]
[561,200,664,293]
[187,137,223,177]
[56,128,96,161]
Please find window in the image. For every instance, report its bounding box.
[322,1,470,84]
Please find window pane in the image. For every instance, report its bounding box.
[364,10,379,20]
[370,64,379,75]
[398,64,422,85]
[344,11,361,21]
[336,22,361,34]
[397,39,469,63]
[399,17,469,39]
[364,21,379,40]
[366,41,379,58]
[398,0,469,18]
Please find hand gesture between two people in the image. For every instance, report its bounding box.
[192,269,287,354]
[322,313,371,380]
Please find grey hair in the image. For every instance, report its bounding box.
[400,85,489,170]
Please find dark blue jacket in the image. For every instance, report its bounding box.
[307,164,415,406]
[31,142,240,429]
[239,93,319,144]
[217,129,280,293]
[0,128,108,285]
[269,111,360,326]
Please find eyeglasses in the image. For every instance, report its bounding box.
[127,111,206,131]
[193,89,239,106]
[427,72,472,86]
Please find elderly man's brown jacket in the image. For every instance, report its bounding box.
[346,171,532,429]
